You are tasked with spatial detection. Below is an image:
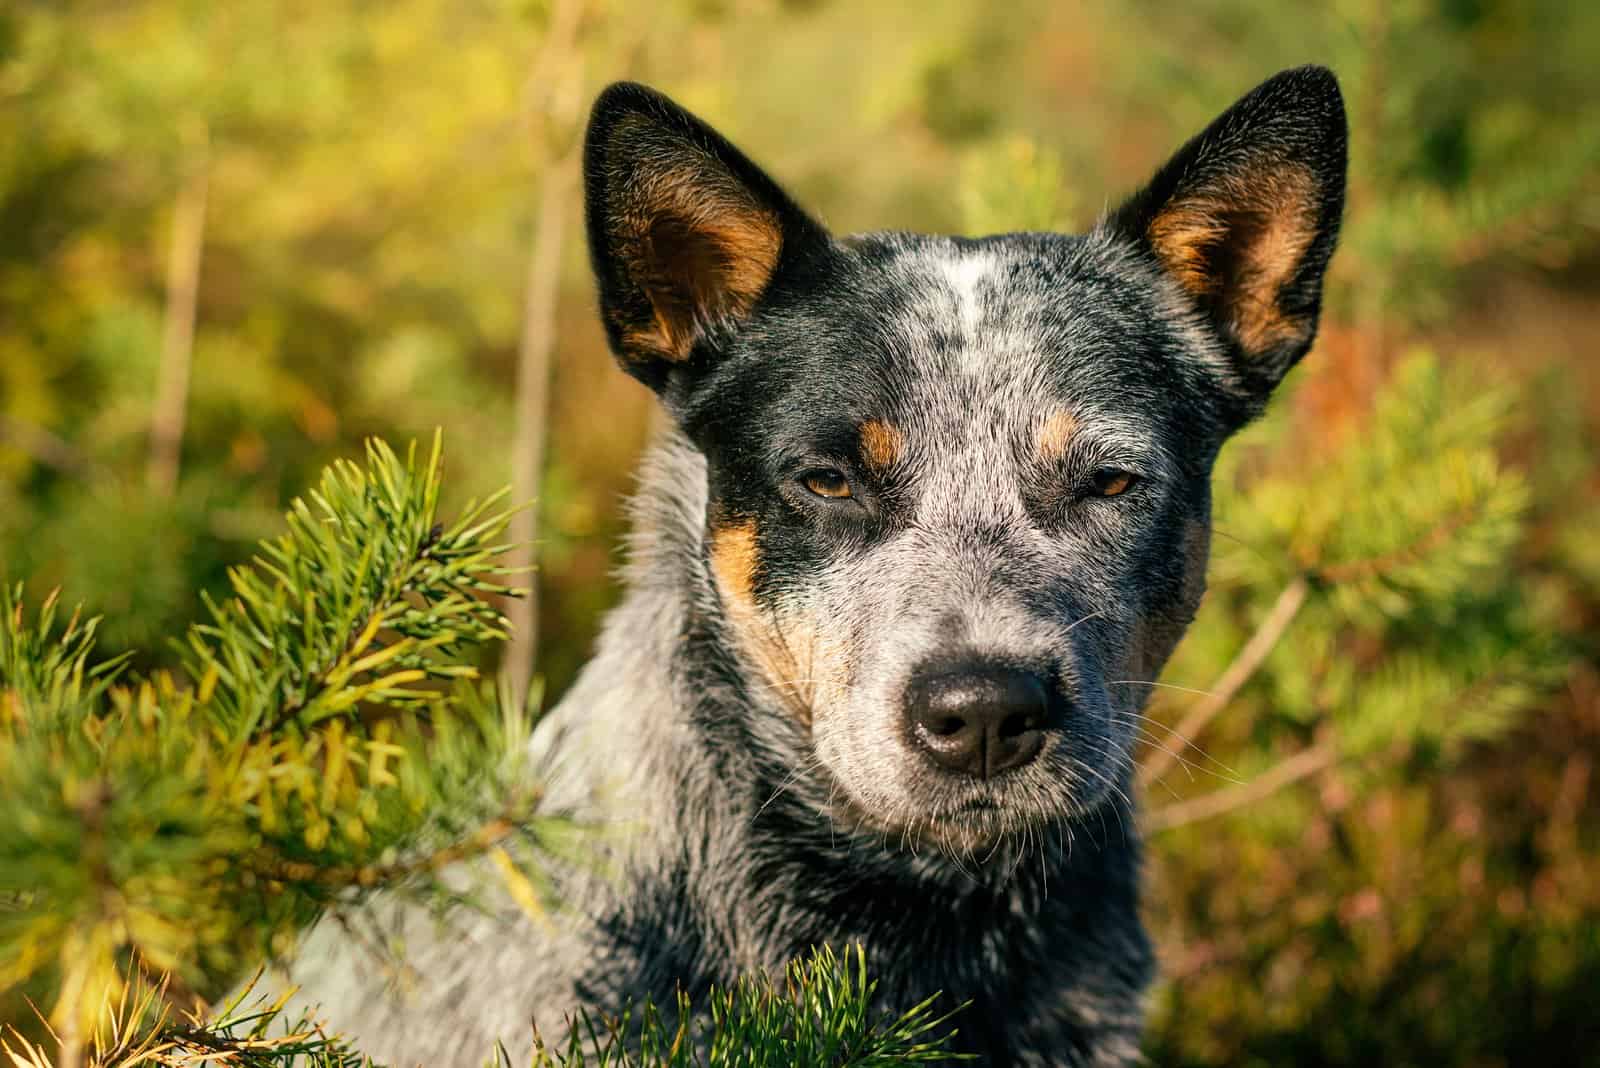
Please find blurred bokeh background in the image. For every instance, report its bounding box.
[2,1,1598,1064]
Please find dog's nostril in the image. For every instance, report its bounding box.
[904,663,1056,779]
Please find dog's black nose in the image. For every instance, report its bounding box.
[905,665,1053,778]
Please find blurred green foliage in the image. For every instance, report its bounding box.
[2,1,1598,1065]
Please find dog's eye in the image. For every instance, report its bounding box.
[1088,468,1137,498]
[801,469,853,500]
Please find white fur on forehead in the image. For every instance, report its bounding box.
[906,242,1014,327]
[873,240,1180,425]
[938,250,999,361]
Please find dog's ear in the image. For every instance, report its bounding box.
[584,83,829,392]
[1106,66,1347,420]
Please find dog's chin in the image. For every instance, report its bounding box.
[911,801,1036,855]
[817,767,1096,859]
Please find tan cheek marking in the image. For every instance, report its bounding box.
[710,519,761,615]
[858,419,904,472]
[1147,162,1318,358]
[1035,408,1079,462]
[708,519,821,727]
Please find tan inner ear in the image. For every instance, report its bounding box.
[616,157,783,364]
[1147,161,1319,357]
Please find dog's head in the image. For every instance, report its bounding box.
[583,69,1346,853]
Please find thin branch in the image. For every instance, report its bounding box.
[1139,574,1310,787]
[503,0,586,708]
[0,416,93,477]
[147,123,210,498]
[1143,739,1336,833]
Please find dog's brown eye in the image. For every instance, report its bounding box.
[1089,469,1137,497]
[801,470,853,499]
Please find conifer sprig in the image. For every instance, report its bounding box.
[524,945,965,1067]
[2,968,368,1068]
[0,435,545,1046]
[182,433,524,740]
[0,587,126,726]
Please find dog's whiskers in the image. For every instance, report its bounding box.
[1107,678,1221,700]
[1063,609,1108,635]
[1074,755,1131,848]
[1119,715,1242,785]
[1116,723,1204,784]
[752,755,826,824]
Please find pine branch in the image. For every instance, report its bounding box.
[1140,353,1553,836]
[181,432,525,740]
[1,435,551,1045]
[1311,498,1483,586]
[259,811,523,891]
[2,967,370,1068]
[1,585,127,719]
[521,944,968,1067]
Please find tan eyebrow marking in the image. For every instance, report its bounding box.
[859,419,905,472]
[1036,408,1080,462]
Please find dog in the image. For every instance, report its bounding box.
[275,66,1346,1066]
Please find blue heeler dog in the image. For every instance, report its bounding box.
[276,66,1346,1066]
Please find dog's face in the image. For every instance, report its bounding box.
[584,70,1346,852]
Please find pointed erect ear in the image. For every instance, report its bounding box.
[1106,66,1347,417]
[583,83,829,391]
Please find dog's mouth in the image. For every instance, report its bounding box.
[806,702,1130,859]
[913,795,1059,857]
[807,749,1080,854]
